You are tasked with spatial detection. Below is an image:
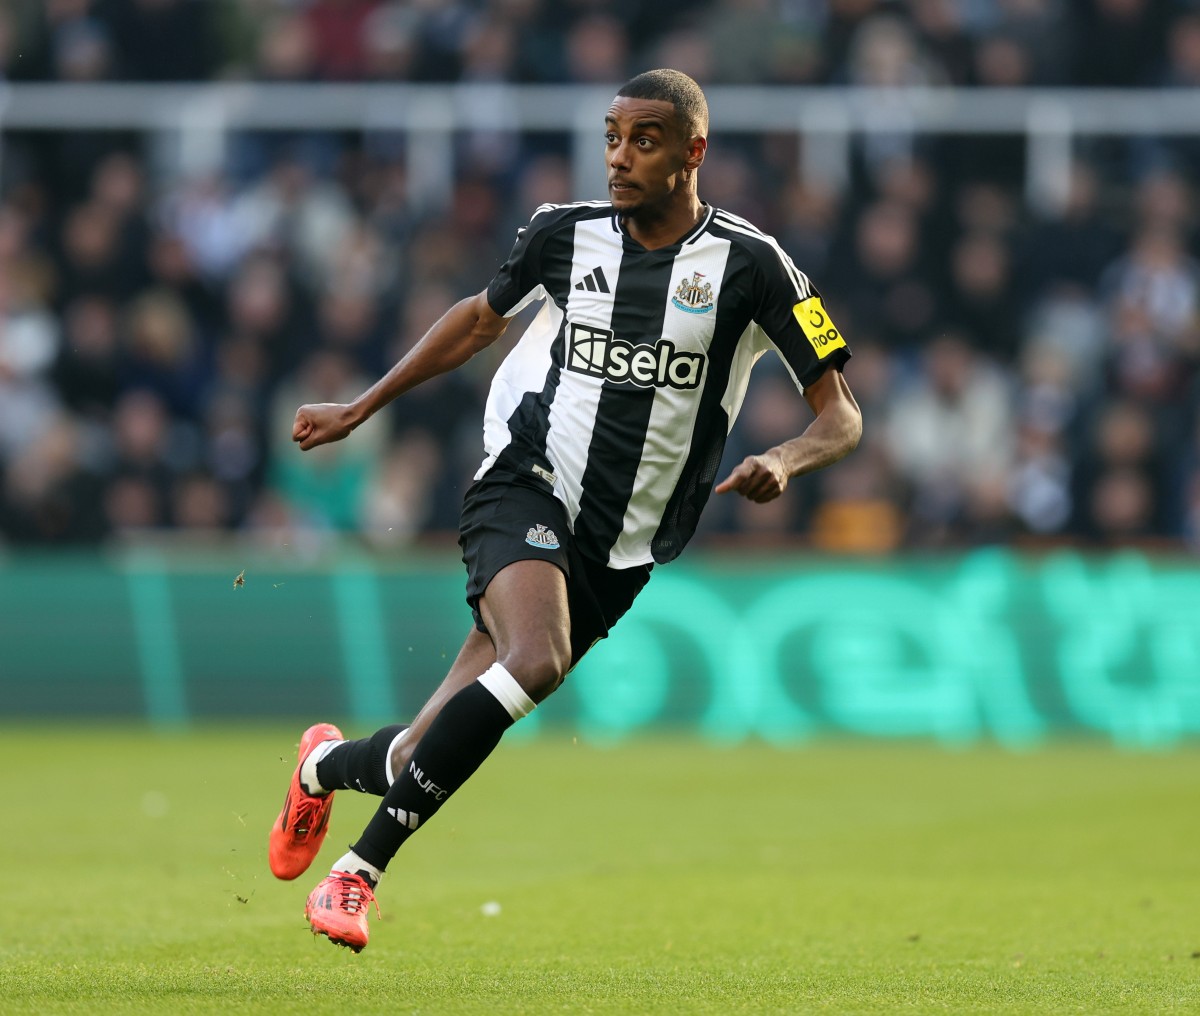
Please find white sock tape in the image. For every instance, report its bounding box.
[478,662,537,721]
[384,727,411,787]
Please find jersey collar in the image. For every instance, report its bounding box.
[612,203,714,251]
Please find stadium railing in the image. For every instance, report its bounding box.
[2,83,1199,215]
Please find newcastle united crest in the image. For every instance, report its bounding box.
[671,272,715,314]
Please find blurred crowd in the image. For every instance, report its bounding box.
[2,0,1200,554]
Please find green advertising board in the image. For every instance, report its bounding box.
[2,549,1198,747]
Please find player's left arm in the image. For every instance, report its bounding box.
[715,364,861,503]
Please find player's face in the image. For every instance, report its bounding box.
[604,97,698,216]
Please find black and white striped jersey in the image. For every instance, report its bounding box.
[481,200,851,568]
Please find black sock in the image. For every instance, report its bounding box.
[314,724,409,796]
[352,681,514,871]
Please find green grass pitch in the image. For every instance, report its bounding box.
[3,728,1198,1014]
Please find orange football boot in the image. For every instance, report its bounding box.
[268,722,343,880]
[305,872,379,952]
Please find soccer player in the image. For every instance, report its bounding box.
[269,68,862,952]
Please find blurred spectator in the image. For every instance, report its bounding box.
[165,173,253,280]
[56,201,129,302]
[494,155,571,249]
[200,385,261,518]
[0,414,106,543]
[703,0,783,85]
[1072,399,1166,543]
[808,445,905,553]
[1132,168,1194,239]
[650,28,716,85]
[144,228,221,331]
[840,15,940,182]
[255,10,316,81]
[1100,223,1200,402]
[223,250,308,379]
[1022,288,1107,395]
[775,180,842,281]
[830,198,939,351]
[990,0,1066,85]
[697,149,769,226]
[0,272,61,463]
[1181,413,1200,551]
[268,349,385,530]
[171,470,232,530]
[384,281,489,526]
[361,431,442,546]
[104,388,176,533]
[1008,346,1079,537]
[821,0,889,84]
[92,151,152,261]
[54,15,113,82]
[1072,0,1168,88]
[1009,421,1073,538]
[460,13,518,82]
[107,0,216,81]
[971,30,1034,89]
[885,334,1016,545]
[231,155,356,287]
[565,15,629,83]
[361,3,421,81]
[945,229,1019,359]
[121,288,209,416]
[845,13,943,87]
[314,283,387,376]
[305,0,380,81]
[1020,159,1123,299]
[910,0,974,85]
[1164,12,1200,86]
[0,4,23,81]
[53,294,122,418]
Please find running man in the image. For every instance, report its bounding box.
[269,68,861,952]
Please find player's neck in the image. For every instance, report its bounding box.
[621,191,705,251]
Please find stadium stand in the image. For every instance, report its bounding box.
[1,0,1199,553]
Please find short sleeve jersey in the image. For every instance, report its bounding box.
[480,201,851,568]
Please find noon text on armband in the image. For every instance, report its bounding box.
[566,323,705,390]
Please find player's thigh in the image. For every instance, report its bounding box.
[477,558,572,697]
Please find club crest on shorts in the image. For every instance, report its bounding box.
[525,523,560,550]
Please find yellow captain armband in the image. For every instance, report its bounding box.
[792,296,846,359]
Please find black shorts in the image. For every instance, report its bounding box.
[458,462,651,669]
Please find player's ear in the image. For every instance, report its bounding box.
[684,135,706,173]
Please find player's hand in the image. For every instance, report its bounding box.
[714,451,789,503]
[292,403,357,451]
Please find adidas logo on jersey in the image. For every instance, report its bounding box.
[574,266,610,293]
[566,323,704,390]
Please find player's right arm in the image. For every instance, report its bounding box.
[292,290,509,451]
[294,205,564,451]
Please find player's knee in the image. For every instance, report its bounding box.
[499,640,570,703]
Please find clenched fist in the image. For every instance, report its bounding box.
[292,403,358,451]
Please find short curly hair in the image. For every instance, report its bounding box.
[616,69,709,140]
